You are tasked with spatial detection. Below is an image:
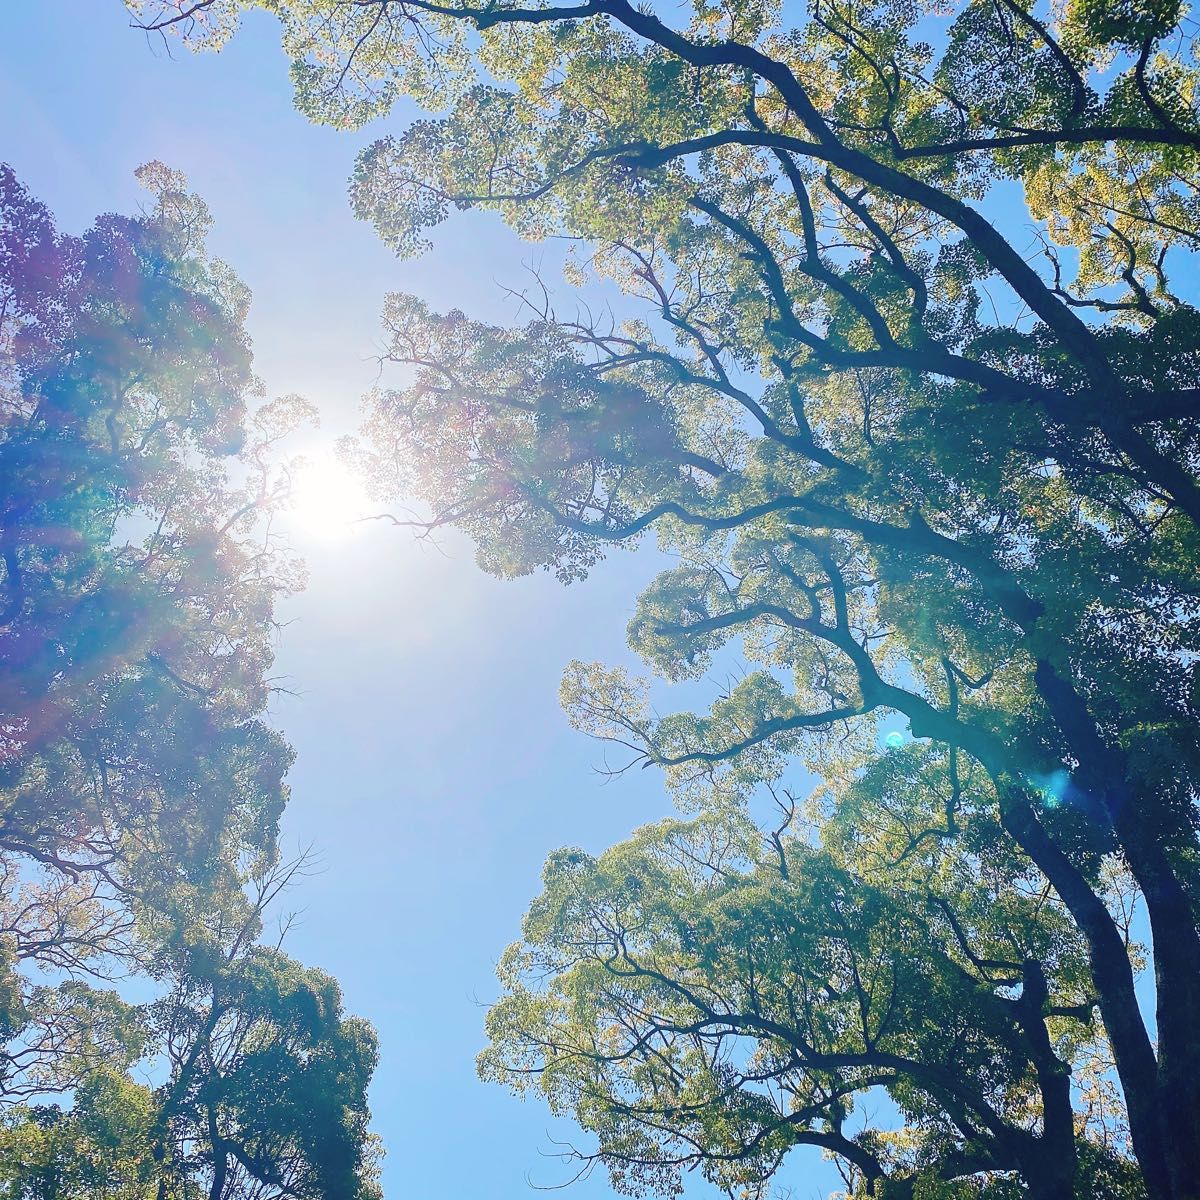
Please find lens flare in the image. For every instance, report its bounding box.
[1028,769,1071,810]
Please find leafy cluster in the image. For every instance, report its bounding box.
[481,786,1138,1199]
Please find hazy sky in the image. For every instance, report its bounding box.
[2,6,842,1196]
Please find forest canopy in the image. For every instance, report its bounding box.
[0,162,380,1199]
[120,0,1200,1197]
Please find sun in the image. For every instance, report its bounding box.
[287,450,372,541]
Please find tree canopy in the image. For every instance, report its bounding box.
[130,1,1200,1197]
[480,799,1141,1200]
[0,162,379,1199]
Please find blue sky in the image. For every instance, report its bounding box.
[0,5,850,1196]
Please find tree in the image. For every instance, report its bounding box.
[480,799,1144,1200]
[146,934,380,1200]
[0,862,381,1200]
[0,872,381,1200]
[0,163,380,1197]
[130,1,1200,1197]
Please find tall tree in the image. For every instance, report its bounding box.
[0,163,380,1197]
[132,1,1200,1196]
[0,860,380,1200]
[481,799,1143,1200]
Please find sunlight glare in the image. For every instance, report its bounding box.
[287,450,372,542]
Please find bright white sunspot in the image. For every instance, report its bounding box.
[286,449,373,542]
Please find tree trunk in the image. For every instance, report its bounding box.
[1108,794,1200,1200]
[998,796,1174,1200]
[1017,958,1079,1199]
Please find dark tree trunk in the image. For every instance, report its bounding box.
[1009,959,1079,1200]
[999,797,1174,1200]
